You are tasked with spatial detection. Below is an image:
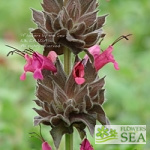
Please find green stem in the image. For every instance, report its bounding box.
[64,48,71,75]
[65,134,73,150]
[63,48,73,150]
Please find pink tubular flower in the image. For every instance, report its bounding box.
[20,51,57,80]
[42,141,52,150]
[73,61,85,85]
[85,45,119,71]
[80,138,94,150]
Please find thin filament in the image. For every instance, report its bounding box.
[111,34,132,46]
[6,45,25,57]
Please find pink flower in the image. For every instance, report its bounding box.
[85,45,119,71]
[80,138,94,150]
[73,61,85,85]
[20,51,57,80]
[42,141,52,150]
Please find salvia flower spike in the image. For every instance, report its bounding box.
[31,0,107,55]
[33,58,109,149]
[6,0,132,149]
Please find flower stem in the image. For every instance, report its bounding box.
[64,0,68,5]
[63,48,73,150]
[64,48,71,75]
[65,134,73,150]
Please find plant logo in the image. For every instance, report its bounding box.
[95,125,146,144]
[96,126,118,143]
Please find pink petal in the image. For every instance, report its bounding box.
[24,54,35,72]
[33,53,43,68]
[42,142,52,150]
[80,139,94,150]
[84,45,100,60]
[24,63,35,72]
[33,52,43,61]
[21,51,57,80]
[47,51,57,63]
[20,72,26,80]
[114,61,119,70]
[104,45,119,70]
[42,57,57,73]
[76,64,84,77]
[73,62,85,78]
[35,52,57,73]
[106,45,113,53]
[87,45,119,71]
[33,69,43,80]
[75,77,85,85]
[24,54,32,63]
[88,45,100,55]
[73,62,85,85]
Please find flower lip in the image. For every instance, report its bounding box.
[73,61,85,85]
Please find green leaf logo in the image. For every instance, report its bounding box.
[109,129,117,137]
[96,126,109,138]
[96,126,118,143]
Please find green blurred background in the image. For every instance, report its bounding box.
[0,0,150,149]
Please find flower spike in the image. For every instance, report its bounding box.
[31,0,107,55]
[6,0,132,149]
[34,58,109,149]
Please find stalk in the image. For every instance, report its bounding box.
[64,48,72,75]
[63,48,73,150]
[65,134,73,150]
[64,0,68,5]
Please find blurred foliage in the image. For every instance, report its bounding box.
[0,0,150,149]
